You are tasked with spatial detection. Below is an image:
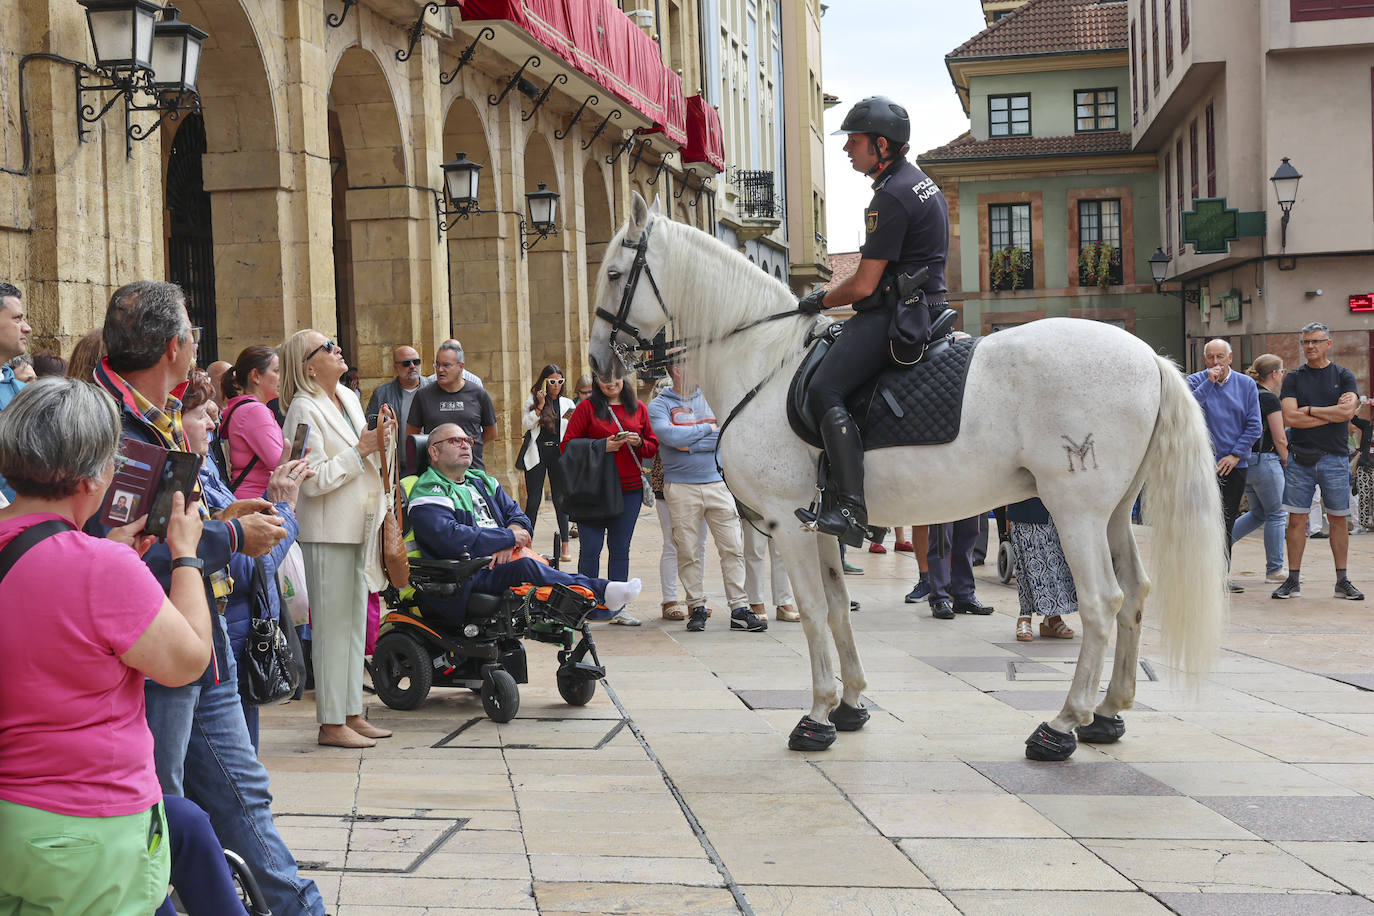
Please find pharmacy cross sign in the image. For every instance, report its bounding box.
[1181,197,1240,255]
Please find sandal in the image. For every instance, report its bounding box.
[775,604,800,622]
[1016,616,1034,642]
[1039,615,1075,639]
[750,603,768,620]
[661,602,687,621]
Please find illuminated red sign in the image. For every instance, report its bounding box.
[1351,294,1374,312]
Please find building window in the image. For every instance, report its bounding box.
[1139,0,1150,109]
[1291,0,1374,21]
[1078,200,1124,287]
[1150,0,1160,90]
[1130,24,1139,123]
[1189,119,1199,200]
[989,203,1034,290]
[989,94,1031,137]
[1075,89,1118,132]
[1163,151,1173,254]
[1164,0,1174,71]
[1205,101,1217,196]
[1175,138,1185,242]
[1181,0,1190,47]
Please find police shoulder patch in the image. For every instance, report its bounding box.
[865,210,879,234]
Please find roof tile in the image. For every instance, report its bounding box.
[917,130,1134,162]
[950,0,1127,59]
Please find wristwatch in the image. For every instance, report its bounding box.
[171,556,205,572]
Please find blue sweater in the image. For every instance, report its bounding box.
[647,387,721,484]
[0,365,23,500]
[1187,368,1263,466]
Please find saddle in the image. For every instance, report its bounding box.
[786,308,976,450]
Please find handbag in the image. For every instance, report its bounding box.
[611,410,654,508]
[241,557,304,706]
[377,408,410,588]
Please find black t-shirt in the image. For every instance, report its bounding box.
[1353,416,1374,469]
[1281,361,1358,456]
[407,381,497,469]
[859,158,949,296]
[1256,388,1281,453]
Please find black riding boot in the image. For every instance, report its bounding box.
[814,406,869,548]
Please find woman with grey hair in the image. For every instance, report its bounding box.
[0,378,211,912]
[279,330,396,748]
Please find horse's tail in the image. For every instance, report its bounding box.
[1141,355,1228,683]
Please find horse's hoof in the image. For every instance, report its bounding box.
[788,715,837,751]
[1075,713,1126,744]
[1024,722,1077,761]
[831,701,870,732]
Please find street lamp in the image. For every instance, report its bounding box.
[525,182,560,239]
[432,153,561,255]
[1270,157,1302,252]
[1147,247,1200,302]
[440,152,482,215]
[149,6,207,93]
[80,0,161,73]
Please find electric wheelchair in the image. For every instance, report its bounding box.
[368,435,608,723]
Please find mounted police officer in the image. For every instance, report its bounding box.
[795,95,950,547]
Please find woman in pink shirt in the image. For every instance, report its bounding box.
[0,378,212,913]
[220,345,284,498]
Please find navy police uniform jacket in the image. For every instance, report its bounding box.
[860,157,949,303]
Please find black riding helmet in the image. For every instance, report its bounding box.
[833,96,910,172]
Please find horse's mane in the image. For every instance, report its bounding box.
[651,217,812,385]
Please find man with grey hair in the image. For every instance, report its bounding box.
[407,340,497,469]
[1188,338,1261,592]
[1274,322,1363,600]
[0,282,32,502]
[89,280,325,915]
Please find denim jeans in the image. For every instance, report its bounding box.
[1231,452,1286,574]
[145,615,326,916]
[1282,452,1352,516]
[578,488,643,581]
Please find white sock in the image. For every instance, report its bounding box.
[604,578,642,610]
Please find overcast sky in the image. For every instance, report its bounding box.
[819,2,988,253]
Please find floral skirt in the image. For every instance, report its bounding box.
[1009,519,1078,618]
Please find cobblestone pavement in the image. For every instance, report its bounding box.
[260,511,1374,914]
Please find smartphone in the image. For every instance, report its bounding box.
[289,423,310,462]
[540,378,549,394]
[144,452,203,538]
[613,431,631,441]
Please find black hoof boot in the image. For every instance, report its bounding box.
[1075,712,1126,744]
[788,715,837,751]
[831,701,870,732]
[1025,721,1078,761]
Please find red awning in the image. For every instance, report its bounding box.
[459,0,686,143]
[681,94,724,171]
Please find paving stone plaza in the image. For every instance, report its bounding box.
[260,513,1374,915]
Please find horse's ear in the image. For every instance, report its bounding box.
[630,191,650,234]
[649,195,664,216]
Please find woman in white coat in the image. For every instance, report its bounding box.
[519,364,576,563]
[280,330,396,749]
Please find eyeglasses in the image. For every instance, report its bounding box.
[577,388,593,397]
[1301,338,1331,346]
[395,358,422,367]
[435,361,459,371]
[188,326,202,346]
[432,436,472,449]
[304,339,337,362]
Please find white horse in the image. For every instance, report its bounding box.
[589,194,1227,759]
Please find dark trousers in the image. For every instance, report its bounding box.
[927,516,980,602]
[155,796,251,916]
[578,488,643,582]
[1219,465,1248,562]
[808,307,892,416]
[472,556,608,601]
[524,439,570,544]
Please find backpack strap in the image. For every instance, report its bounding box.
[0,519,77,584]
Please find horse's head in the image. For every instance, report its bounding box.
[589,191,669,379]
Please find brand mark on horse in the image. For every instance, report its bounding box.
[1062,433,1099,473]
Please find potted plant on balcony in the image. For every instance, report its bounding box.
[1078,241,1122,290]
[989,244,1030,291]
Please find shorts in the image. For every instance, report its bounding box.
[1282,452,1352,516]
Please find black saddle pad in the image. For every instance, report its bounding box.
[787,332,979,450]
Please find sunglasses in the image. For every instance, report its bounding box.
[304,339,337,362]
[395,358,422,367]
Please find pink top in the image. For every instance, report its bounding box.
[0,514,166,817]
[222,395,283,499]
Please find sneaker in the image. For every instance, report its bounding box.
[1311,530,1330,539]
[842,560,864,575]
[868,542,887,554]
[1272,578,1301,599]
[610,611,642,626]
[730,607,768,631]
[1227,580,1245,593]
[686,606,708,631]
[904,574,931,603]
[1265,571,1287,583]
[1335,579,1365,600]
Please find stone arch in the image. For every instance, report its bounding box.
[524,131,569,377]
[581,159,615,382]
[328,46,407,378]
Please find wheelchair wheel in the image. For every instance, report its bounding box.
[481,668,520,722]
[371,632,433,710]
[557,671,597,706]
[997,539,1016,584]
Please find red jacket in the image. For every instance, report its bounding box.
[561,399,659,492]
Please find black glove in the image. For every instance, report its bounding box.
[797,289,828,314]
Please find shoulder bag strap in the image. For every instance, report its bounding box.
[219,404,261,492]
[0,519,77,584]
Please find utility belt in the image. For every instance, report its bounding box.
[852,267,942,313]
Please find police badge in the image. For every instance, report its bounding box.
[865,210,878,234]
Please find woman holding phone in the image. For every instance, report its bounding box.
[219,345,284,499]
[279,330,395,749]
[561,371,658,625]
[520,365,576,563]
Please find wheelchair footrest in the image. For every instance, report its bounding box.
[559,661,605,681]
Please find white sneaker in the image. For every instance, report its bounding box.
[609,611,642,626]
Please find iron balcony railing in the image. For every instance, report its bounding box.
[736,169,777,220]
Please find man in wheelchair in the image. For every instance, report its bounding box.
[408,423,642,620]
